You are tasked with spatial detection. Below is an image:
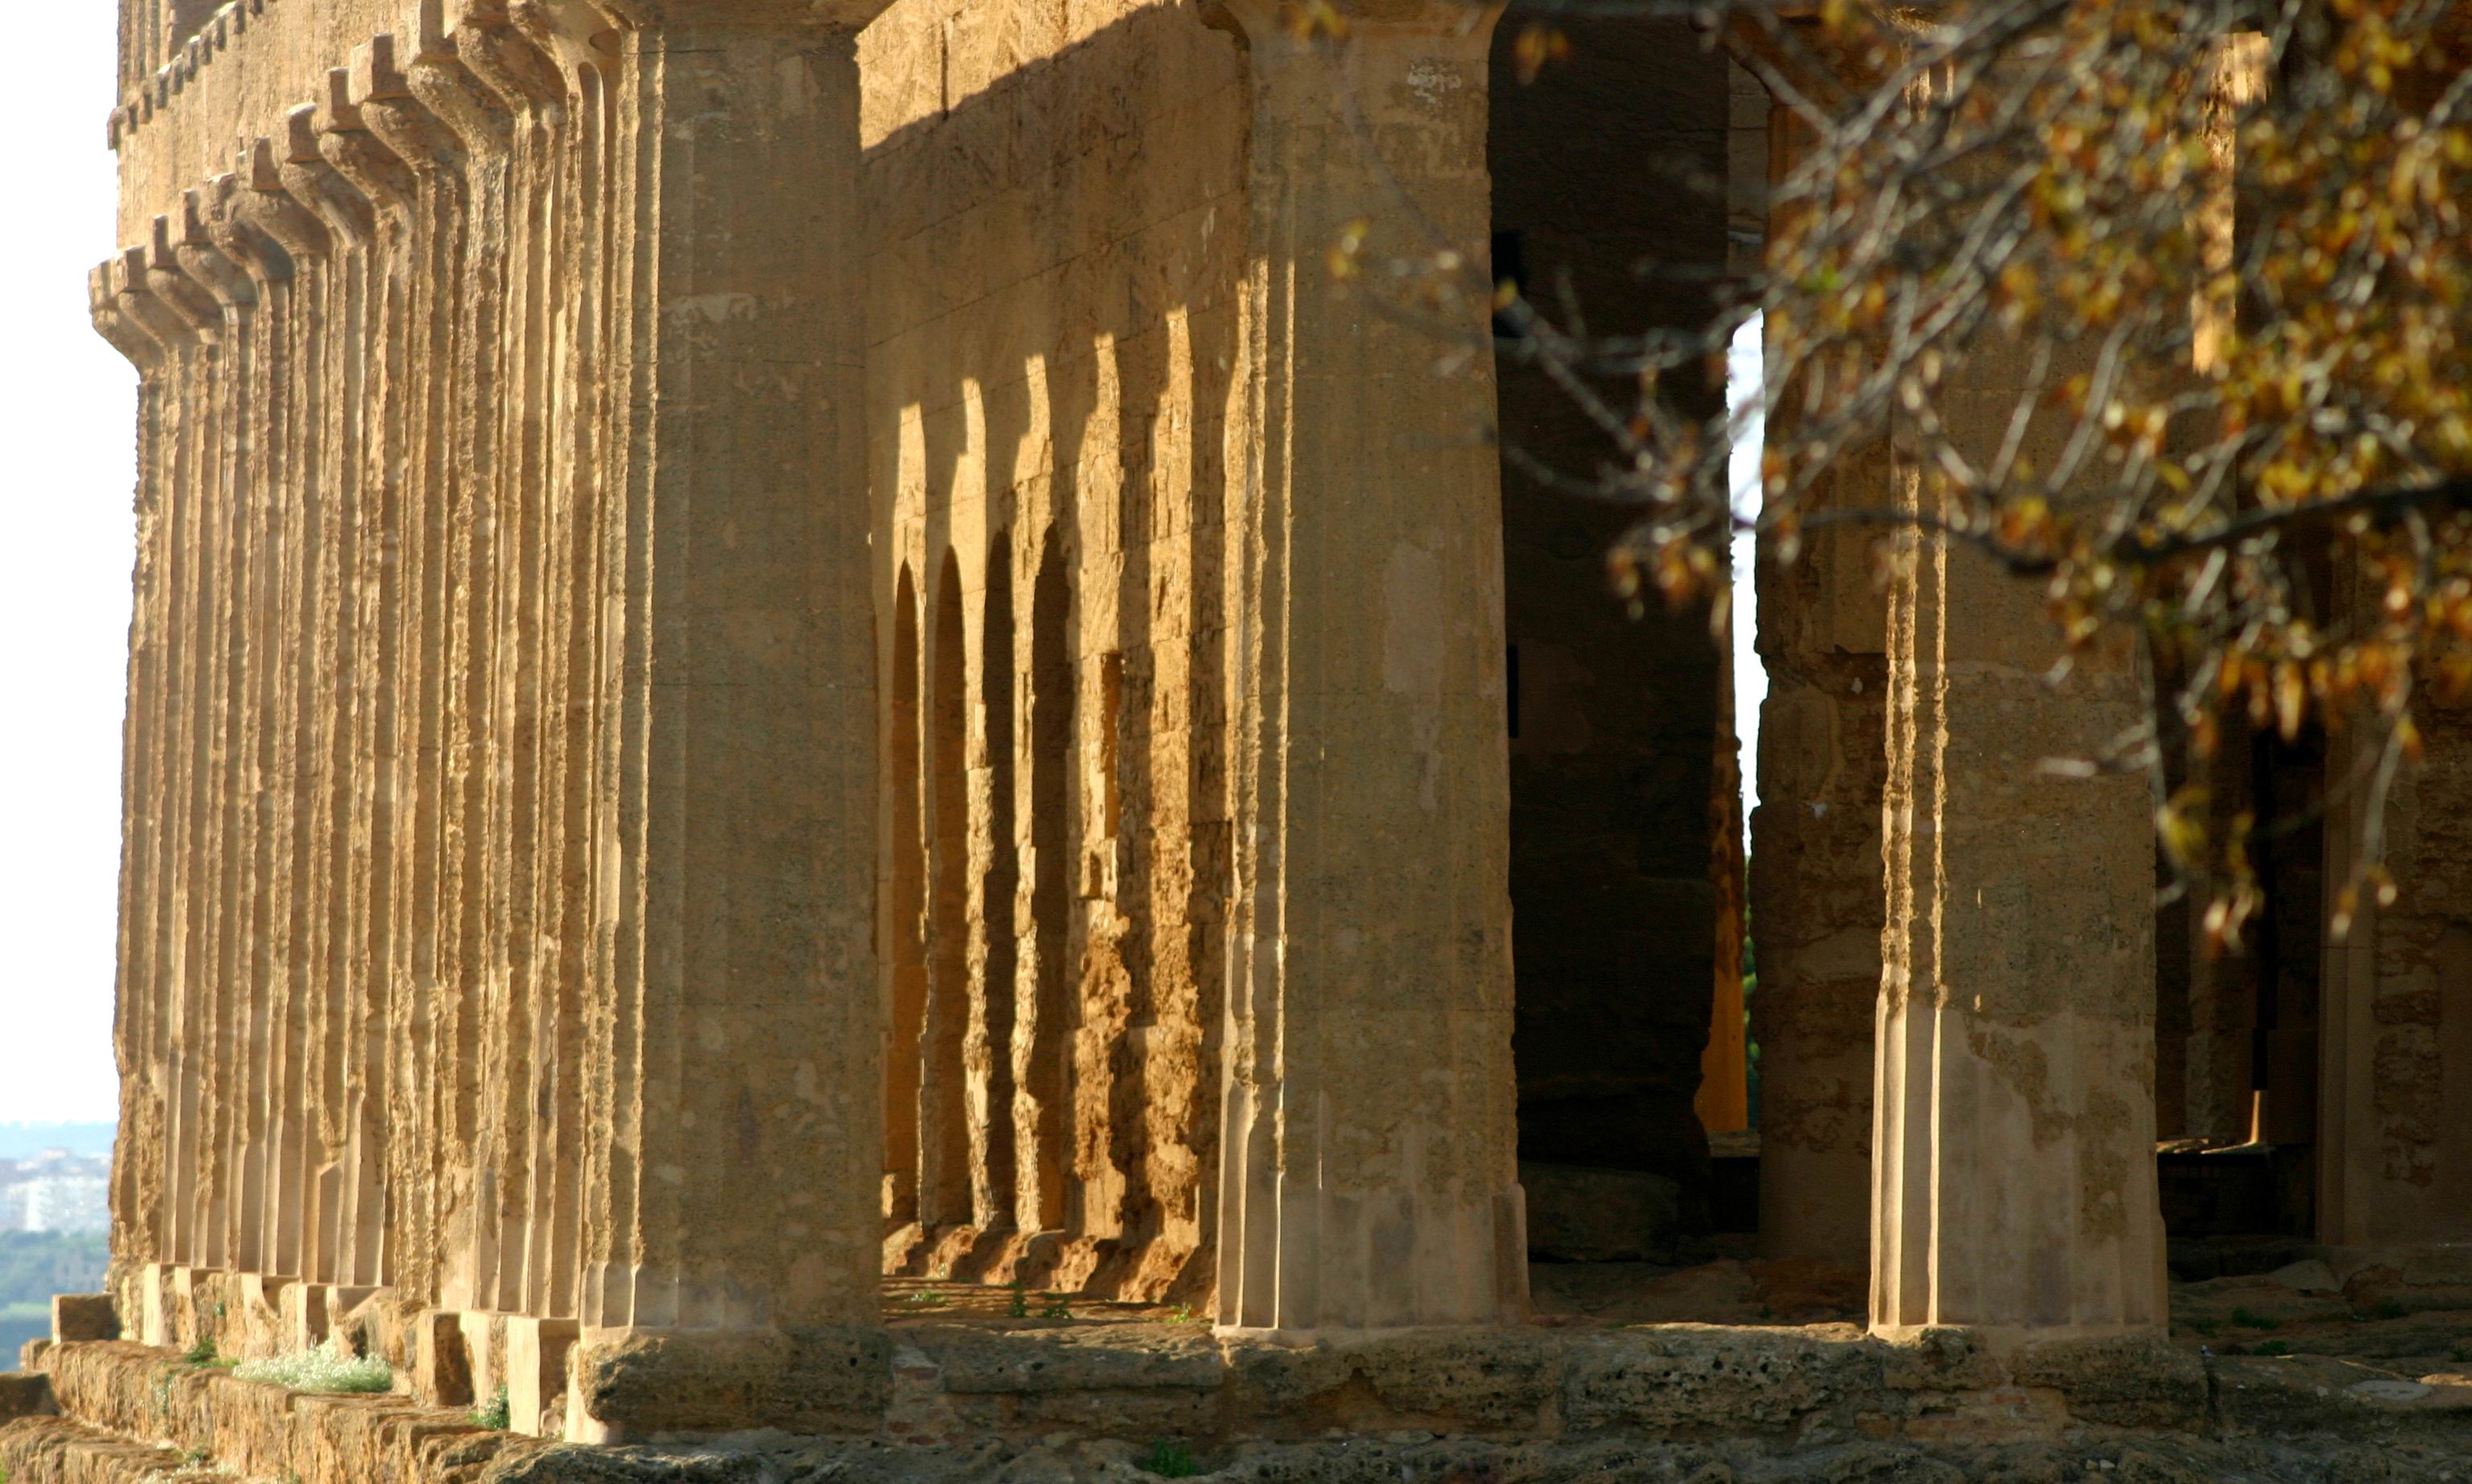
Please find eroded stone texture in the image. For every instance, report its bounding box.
[1748,106,1889,1271]
[1867,150,2165,1333]
[98,0,1540,1423]
[2321,682,2472,1244]
[860,0,1251,1309]
[98,0,898,1441]
[1209,0,1526,1334]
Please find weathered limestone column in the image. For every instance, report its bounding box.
[2314,39,2472,1251]
[226,139,333,1304]
[1210,0,1527,1334]
[1752,105,1888,1268]
[93,254,183,1309]
[189,175,289,1288]
[139,221,227,1281]
[569,0,892,1437]
[305,83,413,1300]
[1868,447,2165,1335]
[2317,627,2472,1244]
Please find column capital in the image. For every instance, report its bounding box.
[89,260,165,373]
[313,69,419,219]
[171,191,256,311]
[143,217,228,331]
[278,109,368,247]
[233,138,334,264]
[442,4,572,114]
[109,249,202,353]
[194,175,293,289]
[404,3,518,155]
[352,35,485,179]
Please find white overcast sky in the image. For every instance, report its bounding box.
[1731,315,1766,847]
[1,6,133,1124]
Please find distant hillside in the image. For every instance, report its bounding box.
[0,1123,114,1160]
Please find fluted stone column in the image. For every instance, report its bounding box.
[226,141,331,1301]
[1870,521,2165,1337]
[1859,50,2168,1338]
[231,134,336,1328]
[1750,105,1888,1269]
[138,222,225,1283]
[1209,0,1527,1336]
[93,254,182,1317]
[567,0,893,1438]
[189,175,290,1288]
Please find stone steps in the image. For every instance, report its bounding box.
[0,1413,192,1484]
[4,1344,542,1484]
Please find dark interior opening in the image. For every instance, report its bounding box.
[1488,18,1738,1270]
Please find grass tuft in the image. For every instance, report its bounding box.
[1137,1438,1202,1478]
[2229,1306,2280,1331]
[470,1383,510,1431]
[233,1336,394,1395]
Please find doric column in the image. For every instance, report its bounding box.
[353,23,485,1326]
[172,188,269,1289]
[2317,617,2472,1244]
[1869,522,2165,1337]
[138,222,225,1278]
[308,78,418,1297]
[271,97,383,1293]
[93,255,178,1304]
[566,0,893,1437]
[1209,0,1526,1335]
[190,175,290,1286]
[1859,265,2169,1338]
[1751,105,1888,1269]
[230,135,336,1297]
[1860,53,2168,1341]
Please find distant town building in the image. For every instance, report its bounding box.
[0,1149,111,1236]
[23,1174,109,1235]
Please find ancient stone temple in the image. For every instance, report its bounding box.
[10,0,2472,1480]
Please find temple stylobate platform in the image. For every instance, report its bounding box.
[15,1265,2472,1479]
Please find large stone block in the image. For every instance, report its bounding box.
[568,1327,893,1440]
[507,1317,580,1438]
[1520,1162,1683,1263]
[0,1374,56,1420]
[414,1310,473,1409]
[50,1296,118,1345]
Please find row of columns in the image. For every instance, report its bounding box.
[1756,29,2472,1317]
[92,0,1535,1426]
[98,0,2226,1439]
[93,0,900,1428]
